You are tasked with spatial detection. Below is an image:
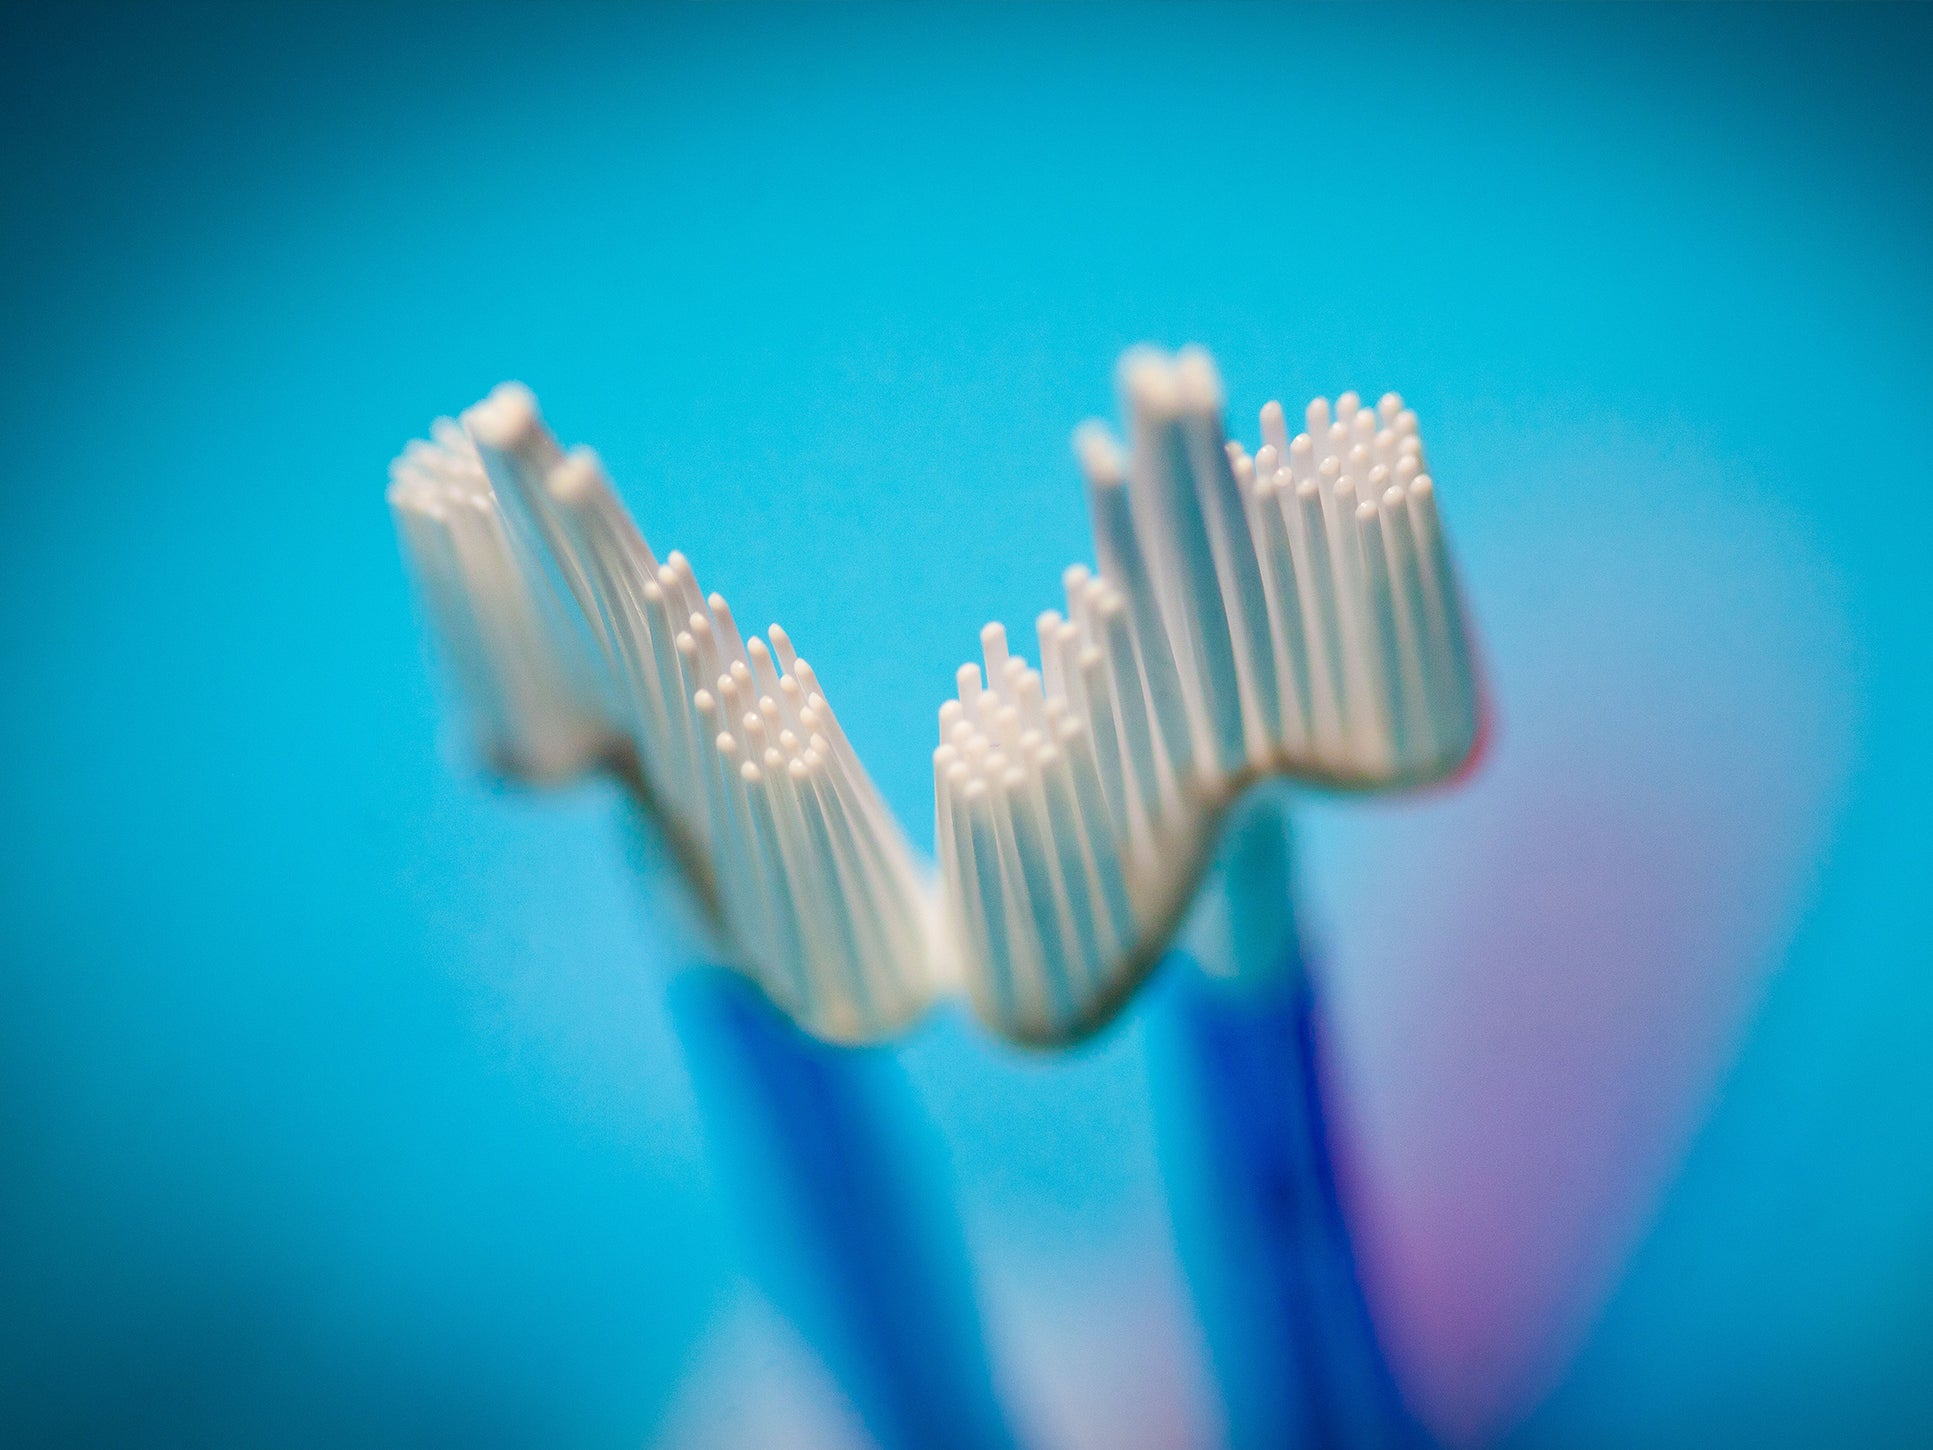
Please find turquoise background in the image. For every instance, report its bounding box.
[3,4,1930,1445]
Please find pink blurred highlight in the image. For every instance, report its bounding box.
[1300,431,1858,1443]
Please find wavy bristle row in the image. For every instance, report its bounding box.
[392,385,933,1042]
[935,347,1477,1038]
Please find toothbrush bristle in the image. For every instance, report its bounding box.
[389,388,935,1041]
[937,346,1480,1040]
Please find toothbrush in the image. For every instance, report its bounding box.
[388,345,1482,1445]
[933,346,1480,1444]
[1160,786,1427,1448]
[387,392,1016,1450]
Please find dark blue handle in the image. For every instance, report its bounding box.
[1155,789,1431,1449]
[670,968,1020,1450]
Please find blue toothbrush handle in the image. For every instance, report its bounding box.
[670,968,1020,1450]
[1157,790,1430,1449]
[1166,964,1428,1449]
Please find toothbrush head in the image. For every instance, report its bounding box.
[390,386,937,1042]
[936,346,1486,1041]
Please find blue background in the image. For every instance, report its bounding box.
[3,4,1930,1446]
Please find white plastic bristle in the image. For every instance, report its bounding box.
[1097,589,1167,837]
[688,613,723,693]
[1253,443,1279,489]
[461,382,546,459]
[709,593,748,666]
[714,730,772,970]
[779,672,806,723]
[1036,743,1104,991]
[768,621,798,676]
[545,448,601,507]
[1016,668,1047,730]
[743,710,770,757]
[799,753,887,1029]
[981,622,1010,696]
[692,686,741,900]
[718,670,746,727]
[790,659,826,711]
[642,582,698,802]
[1287,477,1346,757]
[1260,400,1291,461]
[1288,432,1316,484]
[1178,348,1282,759]
[1134,353,1245,775]
[991,702,1021,756]
[1062,560,1094,611]
[1352,499,1405,772]
[1003,761,1078,1032]
[1075,648,1131,842]
[738,760,804,1009]
[1347,442,1372,487]
[1078,427,1196,782]
[1056,716,1136,944]
[1381,483,1434,763]
[1323,470,1380,765]
[747,636,784,704]
[663,552,702,622]
[942,762,983,980]
[1064,574,1096,650]
[1406,474,1476,755]
[934,743,962,878]
[1037,609,1066,700]
[1053,622,1083,704]
[979,766,1041,1029]
[765,751,839,1024]
[1252,475,1316,754]
[677,632,721,808]
[1000,653,1028,703]
[1121,347,1181,418]
[960,779,1018,1022]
